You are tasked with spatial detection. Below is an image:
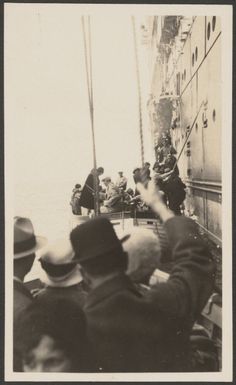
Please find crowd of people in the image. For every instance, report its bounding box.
[13,177,218,373]
[70,133,186,217]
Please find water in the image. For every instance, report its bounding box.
[15,180,76,239]
[15,180,76,281]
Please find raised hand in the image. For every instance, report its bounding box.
[137,180,174,222]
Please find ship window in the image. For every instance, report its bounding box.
[192,53,194,66]
[212,16,216,32]
[195,47,198,62]
[213,109,216,122]
[207,22,211,40]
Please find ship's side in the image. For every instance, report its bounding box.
[144,16,222,248]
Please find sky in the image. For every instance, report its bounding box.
[5,4,154,191]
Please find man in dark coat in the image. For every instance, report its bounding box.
[163,154,186,215]
[70,182,215,372]
[13,216,47,370]
[79,167,104,214]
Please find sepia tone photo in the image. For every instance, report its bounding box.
[4,3,232,382]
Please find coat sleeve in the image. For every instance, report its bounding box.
[147,217,216,322]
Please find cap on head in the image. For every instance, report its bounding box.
[102,176,111,183]
[70,217,128,263]
[14,216,47,260]
[39,238,82,287]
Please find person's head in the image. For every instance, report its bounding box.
[144,162,151,169]
[133,167,140,175]
[165,154,176,170]
[14,254,36,281]
[14,217,47,280]
[126,188,134,197]
[97,167,104,176]
[163,134,171,146]
[153,164,164,174]
[118,171,123,176]
[102,177,111,187]
[39,238,82,288]
[70,217,129,289]
[75,184,81,189]
[123,228,161,285]
[16,298,93,372]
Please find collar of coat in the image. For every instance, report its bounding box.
[84,273,142,309]
[14,277,32,299]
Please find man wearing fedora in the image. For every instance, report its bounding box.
[14,216,47,322]
[13,216,47,371]
[70,180,215,372]
[36,238,87,307]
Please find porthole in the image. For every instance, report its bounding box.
[212,16,216,32]
[195,47,198,62]
[212,109,216,122]
[192,53,194,66]
[207,22,211,40]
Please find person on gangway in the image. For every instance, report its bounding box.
[79,167,104,216]
[116,171,128,191]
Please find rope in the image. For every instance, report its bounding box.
[132,16,145,167]
[81,16,100,216]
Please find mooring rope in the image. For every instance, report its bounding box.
[132,16,145,167]
[81,16,99,216]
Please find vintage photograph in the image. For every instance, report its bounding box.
[4,3,232,382]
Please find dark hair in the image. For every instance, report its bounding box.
[97,167,104,174]
[144,162,150,167]
[14,254,35,277]
[80,250,128,277]
[75,184,81,189]
[15,297,95,372]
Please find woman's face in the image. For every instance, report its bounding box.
[23,335,72,372]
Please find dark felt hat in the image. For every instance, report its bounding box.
[70,217,129,262]
[14,216,47,259]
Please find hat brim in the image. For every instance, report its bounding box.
[14,236,47,260]
[120,234,130,243]
[39,264,82,288]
